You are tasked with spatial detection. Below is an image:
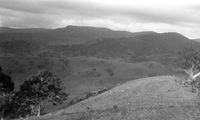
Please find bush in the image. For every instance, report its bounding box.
[105,68,114,76]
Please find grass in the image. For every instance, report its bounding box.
[26,76,200,120]
[0,56,171,115]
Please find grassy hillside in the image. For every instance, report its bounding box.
[0,56,168,95]
[1,26,199,118]
[28,76,200,120]
[0,56,170,113]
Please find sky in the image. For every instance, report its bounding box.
[0,0,200,39]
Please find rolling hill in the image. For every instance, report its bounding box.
[192,38,200,42]
[0,56,170,113]
[50,25,156,44]
[0,25,157,56]
[1,25,200,65]
[49,32,200,64]
[0,25,155,45]
[28,76,200,120]
[0,56,169,96]
[1,25,199,118]
[0,27,51,34]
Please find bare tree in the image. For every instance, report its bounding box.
[176,47,200,82]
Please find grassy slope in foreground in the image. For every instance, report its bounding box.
[28,76,200,120]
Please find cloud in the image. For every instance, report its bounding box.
[0,0,46,14]
[0,0,200,38]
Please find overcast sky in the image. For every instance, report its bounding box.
[0,0,200,38]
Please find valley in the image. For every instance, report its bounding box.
[0,25,200,118]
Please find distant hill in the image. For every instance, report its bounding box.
[49,32,200,64]
[0,25,157,56]
[51,25,156,44]
[0,26,200,64]
[192,38,200,42]
[0,27,51,34]
[0,25,156,45]
[30,76,200,120]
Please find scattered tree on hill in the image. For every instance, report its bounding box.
[18,70,69,117]
[176,47,200,82]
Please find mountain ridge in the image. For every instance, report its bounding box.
[0,25,156,35]
[0,25,157,45]
[0,27,51,33]
[0,25,199,65]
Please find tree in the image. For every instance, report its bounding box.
[0,93,21,120]
[175,47,200,82]
[18,70,69,117]
[0,67,14,96]
[0,94,12,120]
[0,91,35,119]
[0,66,14,120]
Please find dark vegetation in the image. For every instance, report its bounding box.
[0,68,68,119]
[105,68,114,76]
[0,67,14,96]
[0,40,39,55]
